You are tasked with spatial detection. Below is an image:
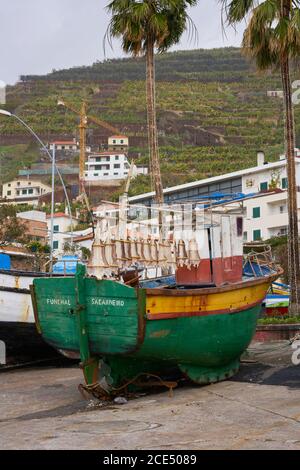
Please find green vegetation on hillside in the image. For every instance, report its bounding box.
[0,142,40,185]
[0,48,296,193]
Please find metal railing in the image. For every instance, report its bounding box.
[243,243,279,277]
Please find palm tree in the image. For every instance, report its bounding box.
[106,0,197,205]
[221,0,300,314]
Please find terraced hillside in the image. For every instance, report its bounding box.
[0,47,295,195]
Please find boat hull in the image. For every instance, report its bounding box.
[32,268,279,388]
[0,321,58,365]
[0,270,69,363]
[97,303,261,386]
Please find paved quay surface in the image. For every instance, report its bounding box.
[0,341,299,450]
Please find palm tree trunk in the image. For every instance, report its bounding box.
[280,0,300,314]
[146,40,164,206]
[281,55,300,313]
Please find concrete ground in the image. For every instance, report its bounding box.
[0,341,299,450]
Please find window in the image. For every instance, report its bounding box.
[113,140,116,144]
[8,183,11,187]
[53,225,59,233]
[260,182,268,191]
[120,140,124,144]
[28,189,33,194]
[93,173,99,176]
[253,229,261,241]
[253,207,260,218]
[115,156,119,160]
[104,173,109,176]
[279,205,285,214]
[53,241,59,249]
[114,164,120,169]
[28,182,31,186]
[282,177,288,189]
[16,190,20,195]
[96,157,101,162]
[243,231,248,241]
[237,217,243,236]
[7,191,11,196]
[22,189,27,195]
[17,182,20,186]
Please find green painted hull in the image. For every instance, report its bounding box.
[32,267,262,388]
[95,305,260,386]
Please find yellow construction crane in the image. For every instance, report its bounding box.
[58,98,130,224]
[57,98,123,189]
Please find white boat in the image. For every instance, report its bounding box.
[0,257,80,363]
[0,269,38,324]
[0,269,56,363]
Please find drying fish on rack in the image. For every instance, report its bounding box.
[115,239,127,269]
[104,240,118,271]
[88,242,108,277]
[143,239,152,266]
[123,239,132,264]
[157,240,168,269]
[187,239,201,269]
[131,239,140,264]
[150,239,158,267]
[176,239,188,268]
[111,239,117,266]
[167,240,177,270]
[136,239,145,264]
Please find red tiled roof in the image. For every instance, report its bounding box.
[46,212,77,219]
[90,152,126,156]
[50,141,77,145]
[73,233,94,242]
[109,135,128,139]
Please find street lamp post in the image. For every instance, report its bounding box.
[49,143,56,272]
[0,109,74,269]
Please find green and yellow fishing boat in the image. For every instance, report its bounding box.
[31,207,282,395]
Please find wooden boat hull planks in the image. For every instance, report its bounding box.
[31,266,280,390]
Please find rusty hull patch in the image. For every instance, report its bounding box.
[149,329,171,339]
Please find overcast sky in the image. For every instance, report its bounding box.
[1,0,244,85]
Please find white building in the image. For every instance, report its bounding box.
[108,135,129,152]
[129,150,300,243]
[267,90,284,98]
[48,140,92,153]
[73,228,94,251]
[17,210,46,223]
[2,179,52,205]
[49,140,78,151]
[243,190,296,242]
[84,152,147,182]
[46,212,78,253]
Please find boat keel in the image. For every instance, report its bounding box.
[178,359,240,385]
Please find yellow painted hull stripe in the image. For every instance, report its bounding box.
[146,282,269,316]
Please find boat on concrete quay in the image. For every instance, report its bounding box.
[31,202,282,395]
